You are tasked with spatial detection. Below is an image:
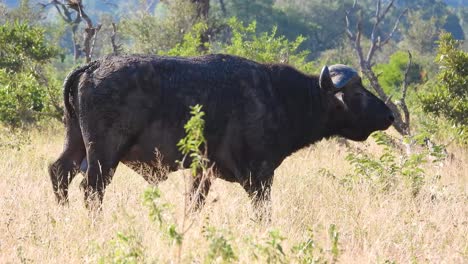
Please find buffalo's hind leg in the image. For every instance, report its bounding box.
[80,125,139,210]
[49,119,85,204]
[81,144,117,210]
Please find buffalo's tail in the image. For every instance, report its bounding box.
[63,61,98,119]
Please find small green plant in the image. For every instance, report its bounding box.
[142,187,182,246]
[328,224,340,262]
[98,230,146,264]
[291,225,340,264]
[248,229,286,264]
[343,131,444,196]
[291,229,325,264]
[142,105,210,261]
[143,187,172,226]
[177,104,208,176]
[203,225,237,263]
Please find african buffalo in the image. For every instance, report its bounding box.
[49,54,393,213]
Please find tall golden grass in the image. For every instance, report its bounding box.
[0,125,466,263]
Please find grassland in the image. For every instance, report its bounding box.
[0,125,466,263]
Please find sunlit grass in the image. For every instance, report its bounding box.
[0,125,466,263]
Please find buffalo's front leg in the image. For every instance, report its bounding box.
[243,175,273,222]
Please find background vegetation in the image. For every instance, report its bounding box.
[0,0,467,263]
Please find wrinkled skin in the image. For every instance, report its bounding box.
[49,54,393,216]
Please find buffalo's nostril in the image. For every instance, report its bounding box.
[388,114,395,123]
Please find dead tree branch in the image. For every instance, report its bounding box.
[41,0,100,62]
[345,0,410,135]
[110,23,122,55]
[399,51,412,135]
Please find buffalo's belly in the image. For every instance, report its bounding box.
[121,120,182,170]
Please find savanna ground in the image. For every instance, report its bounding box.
[0,124,466,263]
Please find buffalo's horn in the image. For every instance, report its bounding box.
[328,64,360,89]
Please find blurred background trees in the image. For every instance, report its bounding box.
[0,0,467,143]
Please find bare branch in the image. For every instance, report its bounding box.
[110,23,121,55]
[88,24,102,62]
[345,12,354,40]
[344,1,410,136]
[379,8,408,47]
[379,0,395,21]
[399,51,412,135]
[366,0,398,63]
[370,0,381,44]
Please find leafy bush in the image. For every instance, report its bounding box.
[203,225,237,263]
[98,230,146,264]
[164,23,210,57]
[120,0,198,54]
[373,51,422,96]
[342,132,446,196]
[0,21,58,71]
[421,33,468,128]
[0,21,60,127]
[177,104,209,176]
[159,17,316,74]
[223,18,315,72]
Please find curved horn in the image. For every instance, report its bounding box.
[319,65,335,92]
[328,64,360,89]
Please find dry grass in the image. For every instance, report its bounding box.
[0,125,467,263]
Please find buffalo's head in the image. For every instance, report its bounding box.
[319,64,394,141]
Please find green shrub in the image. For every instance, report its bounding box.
[98,230,146,264]
[342,132,446,196]
[373,51,422,96]
[0,21,60,127]
[223,17,315,73]
[203,225,237,263]
[164,23,210,57]
[177,104,208,176]
[421,33,468,128]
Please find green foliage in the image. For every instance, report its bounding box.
[291,225,341,264]
[0,21,60,127]
[343,131,446,196]
[143,187,183,246]
[223,18,315,72]
[0,70,44,126]
[203,225,237,263]
[402,11,445,55]
[217,0,348,55]
[373,51,421,95]
[177,104,208,176]
[120,0,198,54]
[143,187,171,226]
[328,224,340,262]
[0,22,58,72]
[164,23,209,57]
[421,33,468,127]
[248,230,286,264]
[98,230,146,264]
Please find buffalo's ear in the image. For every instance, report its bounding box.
[319,65,335,92]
